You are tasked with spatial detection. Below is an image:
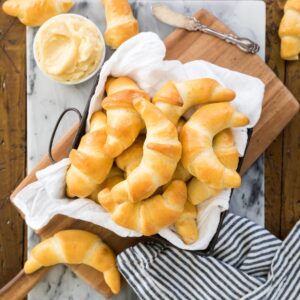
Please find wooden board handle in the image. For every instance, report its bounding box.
[0,268,50,300]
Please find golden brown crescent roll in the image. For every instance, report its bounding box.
[152,79,236,124]
[188,178,217,206]
[172,162,192,182]
[99,180,187,236]
[89,166,124,202]
[2,0,74,26]
[102,0,139,49]
[213,129,240,170]
[66,111,113,198]
[188,129,239,205]
[171,121,196,244]
[101,98,182,203]
[116,135,145,177]
[279,0,300,60]
[116,133,190,182]
[174,130,238,244]
[180,103,249,190]
[24,230,121,294]
[172,119,192,182]
[102,77,149,158]
[174,201,198,244]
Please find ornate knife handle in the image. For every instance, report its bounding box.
[191,17,260,54]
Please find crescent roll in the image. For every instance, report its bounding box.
[174,201,198,245]
[116,124,191,182]
[66,111,113,198]
[99,180,187,236]
[172,162,192,182]
[24,230,121,294]
[279,0,300,60]
[174,120,197,244]
[152,79,236,124]
[89,166,124,202]
[173,119,192,182]
[116,135,145,177]
[188,129,240,205]
[102,77,149,158]
[99,98,182,203]
[175,129,238,244]
[102,0,139,49]
[180,103,249,189]
[2,0,74,26]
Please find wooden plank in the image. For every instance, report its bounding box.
[264,0,285,237]
[0,6,26,288]
[282,60,300,238]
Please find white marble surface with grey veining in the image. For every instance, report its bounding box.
[26,1,266,299]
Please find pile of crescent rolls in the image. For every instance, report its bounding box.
[65,76,250,245]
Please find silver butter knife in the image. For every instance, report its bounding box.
[152,4,260,54]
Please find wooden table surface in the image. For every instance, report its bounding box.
[0,0,299,288]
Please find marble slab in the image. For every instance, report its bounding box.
[26,0,266,299]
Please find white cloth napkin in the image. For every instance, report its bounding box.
[13,32,265,250]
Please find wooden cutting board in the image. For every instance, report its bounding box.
[1,9,299,300]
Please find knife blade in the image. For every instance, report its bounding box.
[151,4,198,31]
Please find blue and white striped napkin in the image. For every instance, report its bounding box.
[117,213,300,300]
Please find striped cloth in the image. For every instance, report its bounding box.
[117,213,300,300]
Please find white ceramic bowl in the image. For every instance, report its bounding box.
[33,14,106,85]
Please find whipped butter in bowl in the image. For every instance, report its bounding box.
[34,14,105,84]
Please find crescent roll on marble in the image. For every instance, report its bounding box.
[99,180,187,236]
[180,103,249,190]
[66,111,113,198]
[102,77,149,158]
[99,98,182,203]
[24,230,121,295]
[279,0,300,60]
[102,0,139,49]
[188,129,240,205]
[174,200,198,244]
[152,79,236,124]
[2,0,74,26]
